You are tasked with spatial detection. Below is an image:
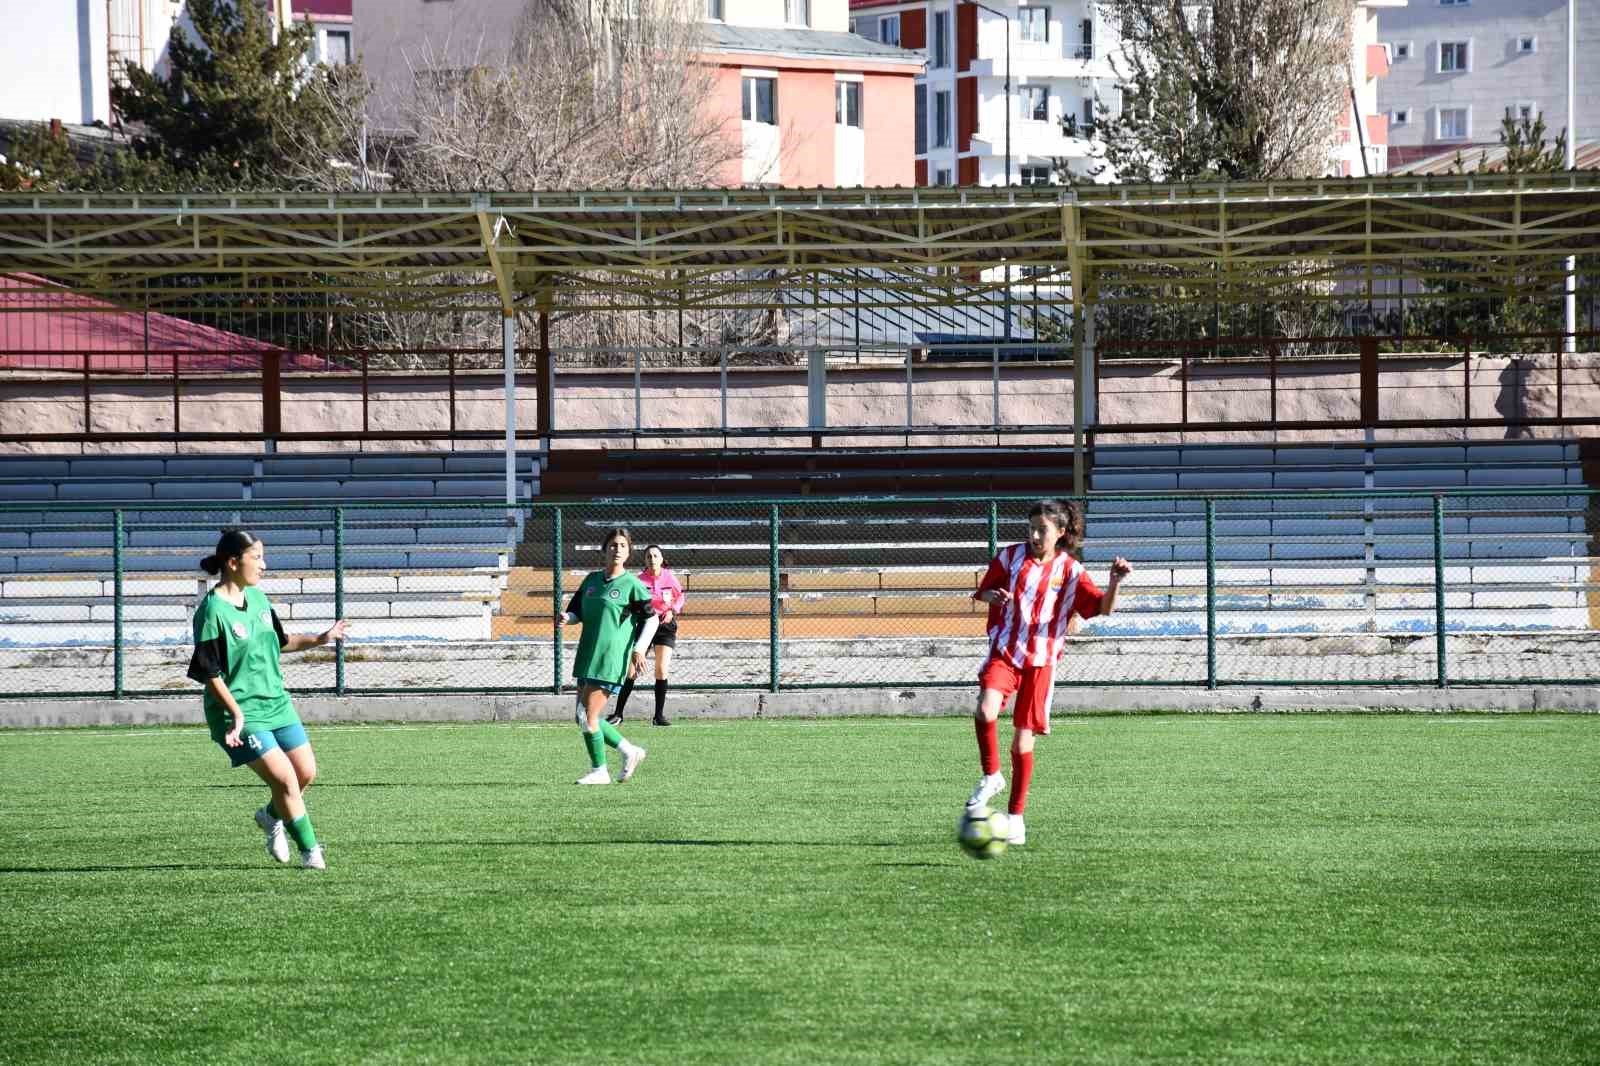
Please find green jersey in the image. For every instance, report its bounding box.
[187,585,298,742]
[567,570,654,685]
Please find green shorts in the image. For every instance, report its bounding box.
[220,722,309,768]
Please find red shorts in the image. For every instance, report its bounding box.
[978,654,1056,735]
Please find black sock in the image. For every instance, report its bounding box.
[654,679,669,718]
[614,679,635,718]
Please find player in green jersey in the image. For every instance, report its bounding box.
[555,526,658,784]
[187,529,349,869]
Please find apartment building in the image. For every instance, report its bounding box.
[0,1,352,129]
[1335,0,1405,176]
[358,0,923,187]
[1377,0,1598,153]
[847,0,1121,185]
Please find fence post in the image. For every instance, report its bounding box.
[1434,494,1448,688]
[334,507,345,696]
[1205,498,1217,690]
[769,503,780,694]
[987,500,998,558]
[113,509,124,699]
[553,506,564,695]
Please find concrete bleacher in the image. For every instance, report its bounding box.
[0,452,537,644]
[511,439,1595,637]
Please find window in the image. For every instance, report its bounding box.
[1507,102,1537,122]
[742,76,777,125]
[1439,107,1468,139]
[1392,41,1412,60]
[705,0,724,18]
[1020,6,1049,43]
[914,84,927,154]
[1022,85,1049,121]
[322,29,351,66]
[933,89,951,148]
[1439,41,1469,72]
[879,13,900,46]
[1020,165,1052,185]
[1074,18,1093,60]
[836,81,862,128]
[785,0,810,27]
[1518,35,1537,53]
[1439,0,1468,6]
[932,11,951,68]
[934,168,952,186]
[1392,108,1411,125]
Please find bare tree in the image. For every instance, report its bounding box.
[1081,0,1355,183]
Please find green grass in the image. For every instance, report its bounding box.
[2,715,1597,1066]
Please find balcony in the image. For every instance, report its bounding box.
[971,121,1096,160]
[966,54,1115,81]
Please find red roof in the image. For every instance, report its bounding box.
[0,274,335,373]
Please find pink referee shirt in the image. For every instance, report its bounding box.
[638,567,685,618]
[974,543,1103,669]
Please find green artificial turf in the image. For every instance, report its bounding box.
[1,715,1597,1066]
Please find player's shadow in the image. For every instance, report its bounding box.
[0,863,265,874]
[185,782,533,789]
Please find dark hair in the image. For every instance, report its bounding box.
[601,527,632,553]
[1027,498,1084,553]
[643,543,665,564]
[200,529,258,576]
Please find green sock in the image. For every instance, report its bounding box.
[288,813,317,853]
[583,729,606,768]
[599,720,623,749]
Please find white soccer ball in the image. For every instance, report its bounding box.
[958,806,1010,860]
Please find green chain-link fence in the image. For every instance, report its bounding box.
[1,489,1596,699]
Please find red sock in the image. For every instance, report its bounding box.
[1008,750,1034,815]
[975,717,1000,775]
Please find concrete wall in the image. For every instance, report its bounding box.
[5,352,1600,453]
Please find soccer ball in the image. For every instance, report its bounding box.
[957,806,1011,860]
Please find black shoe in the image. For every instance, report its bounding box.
[652,715,672,727]
[606,712,624,725]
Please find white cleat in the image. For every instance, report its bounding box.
[575,766,612,785]
[966,772,1005,812]
[255,806,290,864]
[1006,815,1026,846]
[619,745,647,783]
[301,845,327,870]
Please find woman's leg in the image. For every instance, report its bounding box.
[652,646,673,724]
[1009,726,1036,817]
[246,747,321,862]
[968,687,1007,809]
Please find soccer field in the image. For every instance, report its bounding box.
[2,715,1596,1066]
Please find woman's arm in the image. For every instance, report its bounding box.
[206,676,246,747]
[282,619,349,654]
[1098,558,1134,616]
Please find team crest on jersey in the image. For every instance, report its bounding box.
[258,609,273,627]
[608,588,620,599]
[230,621,248,639]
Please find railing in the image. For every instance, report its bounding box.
[0,488,1594,699]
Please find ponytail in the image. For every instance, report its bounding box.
[200,528,257,576]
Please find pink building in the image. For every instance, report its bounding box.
[697,15,924,187]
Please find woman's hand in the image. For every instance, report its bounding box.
[223,717,244,748]
[628,650,646,680]
[321,619,350,644]
[661,609,675,625]
[1109,558,1134,581]
[983,588,1012,606]
[555,613,568,630]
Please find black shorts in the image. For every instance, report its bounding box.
[648,620,678,650]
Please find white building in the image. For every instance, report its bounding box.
[847,0,1123,185]
[1377,0,1599,156]
[1335,0,1407,176]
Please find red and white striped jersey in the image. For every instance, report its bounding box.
[974,543,1104,668]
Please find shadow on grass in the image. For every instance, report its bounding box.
[0,863,266,874]
[365,838,902,848]
[184,782,536,790]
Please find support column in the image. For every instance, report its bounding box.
[503,313,517,509]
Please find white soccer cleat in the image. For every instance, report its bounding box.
[619,745,647,783]
[301,845,327,870]
[575,766,612,785]
[254,806,290,864]
[1006,815,1026,846]
[967,772,1005,812]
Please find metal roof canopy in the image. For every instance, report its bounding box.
[2,172,1598,314]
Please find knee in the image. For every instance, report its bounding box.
[298,766,317,790]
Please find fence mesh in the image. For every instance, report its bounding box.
[0,489,1596,700]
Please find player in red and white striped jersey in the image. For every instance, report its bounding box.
[966,499,1132,845]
